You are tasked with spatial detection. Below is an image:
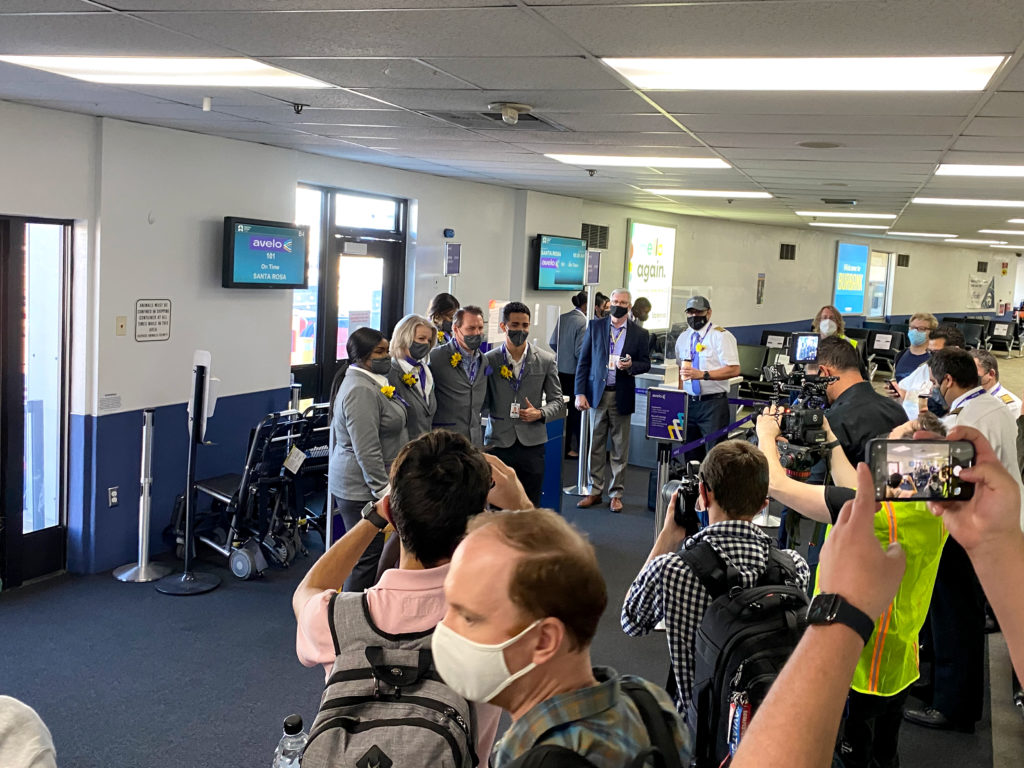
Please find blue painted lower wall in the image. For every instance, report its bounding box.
[68,387,291,574]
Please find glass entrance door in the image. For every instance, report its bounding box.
[0,218,70,588]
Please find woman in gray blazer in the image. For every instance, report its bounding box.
[328,327,409,591]
[387,313,438,438]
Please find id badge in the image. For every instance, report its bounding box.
[510,401,521,419]
[608,354,620,371]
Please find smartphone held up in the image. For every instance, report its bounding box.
[867,439,975,503]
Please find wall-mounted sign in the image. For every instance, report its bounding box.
[135,299,171,342]
[586,250,601,285]
[445,242,462,276]
[833,242,869,315]
[625,220,676,330]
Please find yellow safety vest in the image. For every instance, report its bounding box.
[816,501,947,696]
[840,335,858,349]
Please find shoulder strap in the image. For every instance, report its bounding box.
[678,540,739,599]
[759,545,800,587]
[619,680,683,768]
[502,745,598,768]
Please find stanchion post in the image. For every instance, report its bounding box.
[564,284,596,497]
[113,409,172,583]
[653,442,673,536]
[156,360,221,595]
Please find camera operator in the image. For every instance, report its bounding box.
[756,407,948,768]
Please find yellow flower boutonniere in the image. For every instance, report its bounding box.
[437,329,445,343]
[401,372,417,387]
[500,365,514,380]
[450,351,462,368]
[380,385,396,399]
[695,343,706,353]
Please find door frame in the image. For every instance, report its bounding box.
[0,216,73,588]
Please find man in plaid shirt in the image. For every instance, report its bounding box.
[434,507,692,768]
[622,440,810,719]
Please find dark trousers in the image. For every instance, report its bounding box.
[559,372,581,454]
[838,688,911,768]
[926,538,985,724]
[683,395,730,464]
[333,495,385,593]
[490,440,546,508]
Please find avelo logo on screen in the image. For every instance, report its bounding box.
[249,235,293,253]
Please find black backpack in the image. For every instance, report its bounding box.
[680,540,808,768]
[505,678,684,768]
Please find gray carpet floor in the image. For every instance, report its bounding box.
[0,460,995,768]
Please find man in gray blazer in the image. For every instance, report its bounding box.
[484,301,566,506]
[550,290,588,457]
[429,305,489,446]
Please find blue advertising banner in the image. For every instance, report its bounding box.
[646,387,690,442]
[833,242,869,314]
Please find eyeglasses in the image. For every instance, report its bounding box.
[909,325,930,332]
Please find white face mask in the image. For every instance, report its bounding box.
[432,619,541,702]
[819,318,838,337]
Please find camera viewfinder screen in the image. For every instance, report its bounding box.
[792,333,819,364]
[872,440,974,501]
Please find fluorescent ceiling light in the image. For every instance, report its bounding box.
[1008,219,1024,225]
[887,231,956,238]
[979,229,1024,235]
[0,56,332,88]
[808,222,889,230]
[644,189,772,198]
[913,197,1024,207]
[945,238,1007,244]
[546,154,730,169]
[990,244,1024,249]
[603,56,1004,91]
[937,164,1024,177]
[795,211,896,219]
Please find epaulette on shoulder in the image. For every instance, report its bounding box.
[714,326,726,332]
[1001,393,1015,404]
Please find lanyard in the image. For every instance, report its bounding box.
[953,388,985,410]
[405,358,428,401]
[503,345,528,393]
[690,326,711,361]
[610,324,626,354]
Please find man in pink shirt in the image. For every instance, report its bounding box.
[293,429,532,759]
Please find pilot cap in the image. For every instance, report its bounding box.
[686,296,711,311]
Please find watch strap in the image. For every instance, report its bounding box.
[823,439,842,450]
[809,593,875,645]
[361,500,388,530]
[703,370,711,381]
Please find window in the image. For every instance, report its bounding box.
[334,192,399,231]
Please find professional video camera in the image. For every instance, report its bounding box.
[762,366,836,476]
[660,459,703,534]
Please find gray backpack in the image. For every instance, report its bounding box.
[302,592,478,768]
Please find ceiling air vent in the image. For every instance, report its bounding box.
[581,223,609,250]
[425,111,568,132]
[977,261,988,273]
[897,253,910,268]
[821,198,858,206]
[779,243,796,261]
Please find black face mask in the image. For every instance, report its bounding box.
[507,330,529,347]
[687,315,709,331]
[462,334,483,351]
[369,357,392,376]
[409,341,430,360]
[440,320,453,333]
[610,305,629,319]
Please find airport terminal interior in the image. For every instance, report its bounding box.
[6,1,1024,766]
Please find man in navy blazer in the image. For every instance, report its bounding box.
[574,288,651,512]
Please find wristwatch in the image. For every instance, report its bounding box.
[807,593,875,645]
[822,439,842,450]
[360,500,389,530]
[702,370,711,381]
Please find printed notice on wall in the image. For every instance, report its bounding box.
[135,299,171,342]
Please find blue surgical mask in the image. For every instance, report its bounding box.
[908,329,928,347]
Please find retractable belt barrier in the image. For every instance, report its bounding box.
[669,396,771,459]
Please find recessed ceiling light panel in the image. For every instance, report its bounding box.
[643,189,772,198]
[990,244,1024,249]
[603,56,1004,91]
[0,55,333,88]
[808,222,889,229]
[937,164,1024,177]
[978,229,1024,236]
[796,211,896,219]
[887,231,956,238]
[913,197,1024,207]
[945,238,1007,244]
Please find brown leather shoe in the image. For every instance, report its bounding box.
[609,497,624,513]
[576,494,603,508]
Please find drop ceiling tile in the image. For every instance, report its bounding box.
[951,135,1024,152]
[261,58,473,89]
[143,9,580,57]
[118,86,289,109]
[700,133,951,150]
[484,113,675,133]
[943,149,1024,164]
[422,57,625,90]
[978,92,1024,117]
[646,91,981,117]
[0,14,228,55]
[0,0,101,10]
[963,117,1024,137]
[350,88,652,114]
[108,0,512,7]
[678,114,963,135]
[995,57,1024,91]
[501,131,701,147]
[246,89,392,110]
[537,0,1024,56]
[720,147,942,163]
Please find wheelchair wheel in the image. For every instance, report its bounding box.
[263,534,291,567]
[229,547,256,580]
